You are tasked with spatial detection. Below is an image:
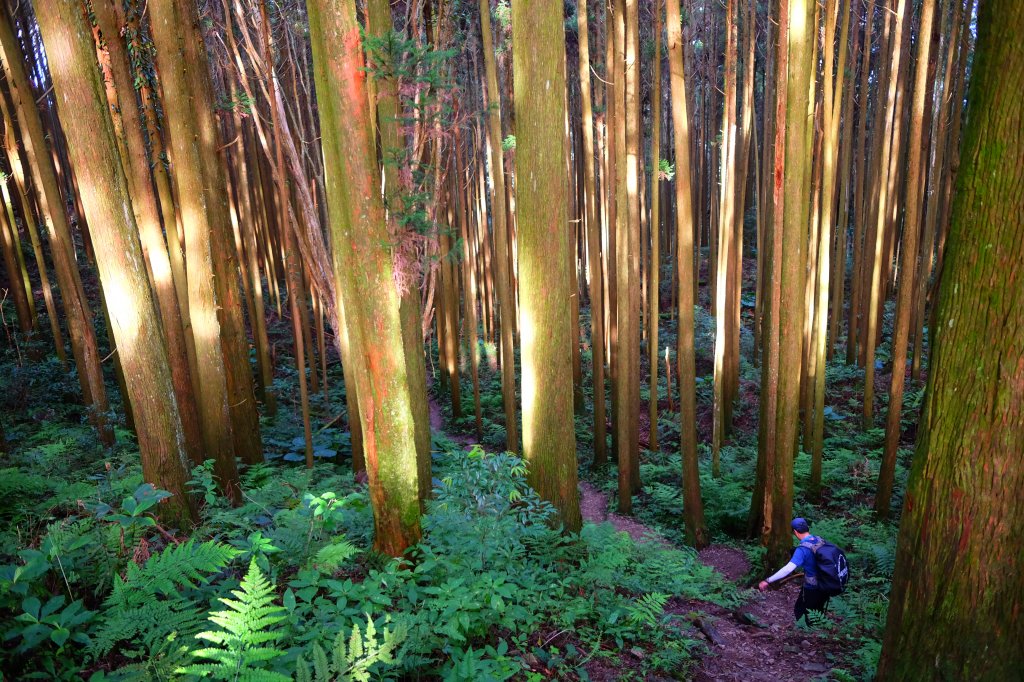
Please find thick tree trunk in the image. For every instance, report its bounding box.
[93,0,205,467]
[149,0,245,500]
[768,0,815,569]
[667,0,708,548]
[877,0,1024,672]
[36,0,195,525]
[309,0,422,555]
[511,0,582,532]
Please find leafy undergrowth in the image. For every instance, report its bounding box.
[0,399,736,681]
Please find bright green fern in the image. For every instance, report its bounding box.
[295,616,406,682]
[178,559,289,681]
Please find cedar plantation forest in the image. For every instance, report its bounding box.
[0,0,1019,679]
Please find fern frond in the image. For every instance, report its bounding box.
[294,615,406,682]
[113,539,238,604]
[177,559,289,681]
[627,592,669,628]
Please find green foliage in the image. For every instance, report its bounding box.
[626,592,669,628]
[296,616,406,682]
[658,158,676,180]
[178,560,290,681]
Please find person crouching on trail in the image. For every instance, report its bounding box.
[758,517,839,625]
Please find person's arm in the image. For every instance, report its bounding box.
[758,550,804,591]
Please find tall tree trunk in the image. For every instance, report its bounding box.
[92,0,205,467]
[149,0,246,499]
[0,6,111,445]
[308,0,422,555]
[766,0,815,569]
[36,0,195,524]
[875,0,936,518]
[366,0,432,504]
[667,0,708,548]
[863,0,908,428]
[877,0,1023,671]
[648,0,662,452]
[511,0,582,532]
[578,0,607,467]
[478,0,519,454]
[811,0,852,497]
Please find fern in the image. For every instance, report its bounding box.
[296,616,406,682]
[627,592,669,628]
[311,537,360,573]
[178,559,290,681]
[92,540,238,663]
[115,539,238,600]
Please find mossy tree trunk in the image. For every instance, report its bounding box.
[877,0,1024,673]
[35,0,195,525]
[511,0,582,533]
[308,0,422,555]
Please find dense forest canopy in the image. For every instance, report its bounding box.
[0,0,1020,679]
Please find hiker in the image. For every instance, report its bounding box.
[758,517,847,625]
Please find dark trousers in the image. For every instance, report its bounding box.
[794,586,832,624]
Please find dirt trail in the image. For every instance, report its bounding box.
[578,483,842,681]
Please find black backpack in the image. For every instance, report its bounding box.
[804,537,850,594]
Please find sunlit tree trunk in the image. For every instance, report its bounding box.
[761,0,815,569]
[0,184,32,334]
[36,0,195,524]
[510,0,582,532]
[810,0,852,497]
[847,0,876,366]
[308,0,421,555]
[0,108,64,364]
[713,0,738,475]
[456,140,483,440]
[863,0,908,428]
[365,0,432,502]
[877,0,1024,670]
[92,0,205,467]
[149,0,245,499]
[667,0,708,548]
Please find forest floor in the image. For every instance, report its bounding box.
[578,482,844,681]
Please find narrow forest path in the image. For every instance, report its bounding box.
[578,483,842,681]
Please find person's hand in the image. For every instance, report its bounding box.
[758,580,769,592]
